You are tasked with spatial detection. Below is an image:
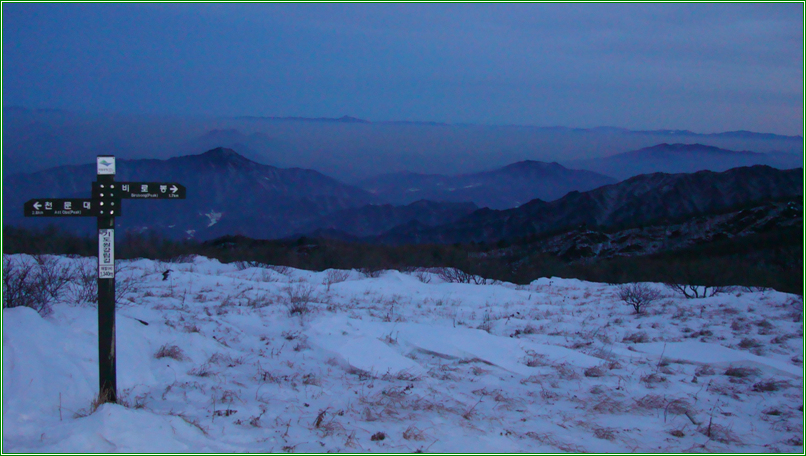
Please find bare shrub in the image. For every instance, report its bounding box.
[3,255,73,315]
[284,283,316,316]
[323,269,350,291]
[410,268,432,284]
[435,267,489,285]
[617,283,661,314]
[155,344,186,361]
[67,257,98,304]
[665,283,726,299]
[359,267,383,278]
[234,260,269,271]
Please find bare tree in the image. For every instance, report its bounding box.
[618,282,662,314]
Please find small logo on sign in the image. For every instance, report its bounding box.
[97,156,116,175]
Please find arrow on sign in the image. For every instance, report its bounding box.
[33,201,42,210]
[99,181,186,199]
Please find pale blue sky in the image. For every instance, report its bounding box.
[3,3,803,134]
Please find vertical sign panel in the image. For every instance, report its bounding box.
[98,229,115,278]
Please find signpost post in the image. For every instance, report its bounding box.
[23,155,185,404]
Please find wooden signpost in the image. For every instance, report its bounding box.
[23,155,186,403]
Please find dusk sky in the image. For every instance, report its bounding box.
[3,3,804,135]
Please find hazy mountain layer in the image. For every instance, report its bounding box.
[356,161,616,209]
[565,143,803,180]
[3,107,802,182]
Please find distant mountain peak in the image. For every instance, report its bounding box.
[191,147,259,167]
[502,160,563,171]
[641,143,760,156]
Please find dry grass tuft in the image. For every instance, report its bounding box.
[640,372,668,388]
[403,425,428,441]
[593,427,617,441]
[584,365,608,378]
[737,338,763,349]
[752,379,790,392]
[698,422,742,444]
[723,366,761,378]
[695,364,716,376]
[623,331,650,343]
[525,432,585,452]
[154,344,186,361]
[633,394,666,410]
[591,395,627,414]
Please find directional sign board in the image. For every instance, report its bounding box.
[24,198,116,217]
[98,229,115,278]
[93,181,186,199]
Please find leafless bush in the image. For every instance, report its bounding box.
[410,268,432,284]
[665,283,726,299]
[434,267,490,285]
[234,260,269,271]
[3,255,72,315]
[268,265,290,275]
[67,257,98,304]
[155,344,186,361]
[284,283,316,316]
[359,267,383,278]
[323,269,350,291]
[617,283,661,314]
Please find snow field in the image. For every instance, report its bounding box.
[2,254,804,453]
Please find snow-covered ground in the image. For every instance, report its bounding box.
[3,254,803,453]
